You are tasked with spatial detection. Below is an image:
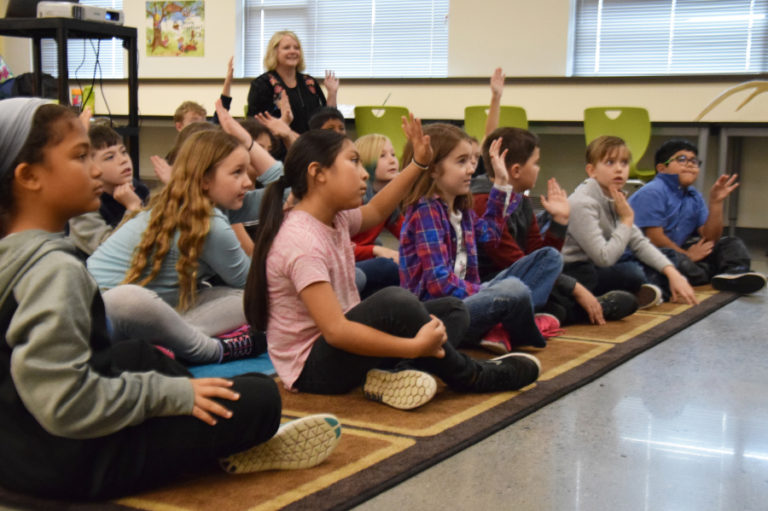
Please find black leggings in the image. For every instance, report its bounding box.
[294,287,480,394]
[1,340,281,501]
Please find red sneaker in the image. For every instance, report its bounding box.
[479,323,512,355]
[534,313,564,339]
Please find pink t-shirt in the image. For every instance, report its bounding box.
[266,208,363,389]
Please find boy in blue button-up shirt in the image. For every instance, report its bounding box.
[628,139,765,294]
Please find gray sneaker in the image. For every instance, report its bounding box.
[711,272,767,294]
[635,283,663,309]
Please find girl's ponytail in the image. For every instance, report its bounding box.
[244,129,347,331]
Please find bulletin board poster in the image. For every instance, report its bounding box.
[146,1,205,57]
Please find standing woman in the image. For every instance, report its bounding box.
[246,30,338,134]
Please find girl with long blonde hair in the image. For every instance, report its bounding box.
[88,103,283,364]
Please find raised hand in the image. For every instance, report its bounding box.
[488,137,510,187]
[324,70,340,96]
[609,186,634,225]
[78,106,92,131]
[401,113,433,169]
[709,173,739,204]
[277,92,294,126]
[539,177,569,224]
[189,378,240,426]
[150,155,172,184]
[215,98,250,146]
[490,67,505,99]
[255,111,293,139]
[222,56,234,97]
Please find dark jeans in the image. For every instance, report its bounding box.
[294,286,480,394]
[662,236,752,286]
[563,252,672,299]
[2,340,281,500]
[356,257,401,299]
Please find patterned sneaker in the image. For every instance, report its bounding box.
[596,290,638,321]
[479,323,512,355]
[217,325,256,363]
[534,313,564,339]
[219,414,342,474]
[363,369,437,410]
[711,272,767,294]
[635,283,663,309]
[461,352,542,393]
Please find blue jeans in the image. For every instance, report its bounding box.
[462,247,561,348]
[356,257,400,299]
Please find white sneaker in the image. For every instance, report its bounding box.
[219,414,341,474]
[635,283,663,309]
[363,369,437,410]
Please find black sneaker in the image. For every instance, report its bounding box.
[635,283,663,309]
[218,325,255,363]
[711,272,767,294]
[596,290,638,321]
[462,353,541,393]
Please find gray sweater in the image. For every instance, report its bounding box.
[562,178,671,272]
[0,230,193,439]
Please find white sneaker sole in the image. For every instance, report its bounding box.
[219,414,341,474]
[479,339,511,355]
[363,369,437,410]
[636,284,663,309]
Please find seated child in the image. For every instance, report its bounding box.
[473,127,638,325]
[562,135,698,307]
[68,123,150,256]
[173,100,207,132]
[88,102,283,364]
[628,139,765,294]
[0,97,339,500]
[399,123,557,350]
[244,116,541,411]
[309,106,346,134]
[352,133,403,298]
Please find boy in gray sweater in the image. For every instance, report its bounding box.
[562,136,697,307]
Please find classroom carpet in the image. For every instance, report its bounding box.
[0,286,739,511]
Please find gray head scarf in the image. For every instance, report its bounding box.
[0,97,51,179]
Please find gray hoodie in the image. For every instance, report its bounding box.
[562,178,671,272]
[0,230,193,440]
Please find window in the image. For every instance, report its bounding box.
[241,0,449,78]
[571,0,768,76]
[41,0,125,79]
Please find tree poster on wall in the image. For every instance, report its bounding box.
[146,1,205,57]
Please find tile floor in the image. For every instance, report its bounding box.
[355,244,768,511]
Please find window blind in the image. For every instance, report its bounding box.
[572,0,768,76]
[41,0,125,79]
[242,0,449,78]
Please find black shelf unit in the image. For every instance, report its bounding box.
[0,17,139,170]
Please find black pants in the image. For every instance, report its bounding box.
[662,236,752,286]
[294,287,479,394]
[2,340,281,501]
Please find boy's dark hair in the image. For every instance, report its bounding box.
[244,129,348,331]
[654,139,698,166]
[88,124,123,151]
[481,127,539,179]
[239,119,277,155]
[308,106,345,130]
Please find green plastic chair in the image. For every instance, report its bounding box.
[354,106,410,160]
[583,107,656,182]
[463,105,528,142]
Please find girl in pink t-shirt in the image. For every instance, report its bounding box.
[244,115,542,411]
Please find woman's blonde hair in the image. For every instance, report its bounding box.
[263,31,306,72]
[122,130,242,311]
[355,133,392,180]
[401,123,473,211]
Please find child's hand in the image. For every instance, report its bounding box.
[572,282,605,325]
[666,268,699,305]
[216,99,250,146]
[540,177,569,224]
[255,111,292,139]
[609,186,634,225]
[324,70,339,96]
[277,93,294,126]
[402,113,433,169]
[412,315,447,359]
[709,173,739,204]
[113,183,142,211]
[78,106,92,130]
[372,245,399,263]
[189,378,240,426]
[222,56,234,97]
[150,155,172,184]
[488,137,510,187]
[490,67,505,99]
[685,238,714,262]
